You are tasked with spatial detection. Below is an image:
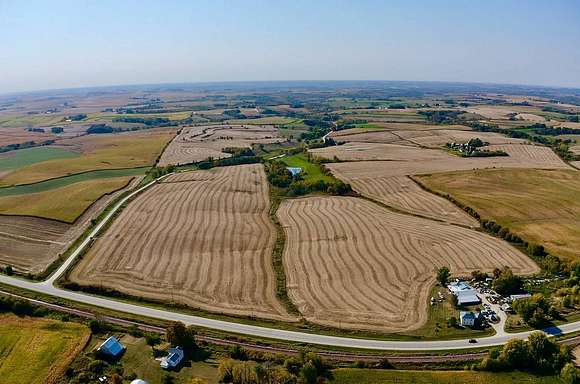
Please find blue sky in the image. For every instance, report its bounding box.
[1,0,579,92]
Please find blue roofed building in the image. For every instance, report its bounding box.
[97,336,125,357]
[286,167,302,177]
[160,347,185,369]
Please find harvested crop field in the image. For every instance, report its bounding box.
[0,314,90,384]
[346,176,478,226]
[70,164,294,321]
[0,127,55,147]
[0,176,134,222]
[403,130,526,148]
[0,176,142,273]
[311,143,448,162]
[330,129,404,144]
[327,144,571,180]
[158,124,285,166]
[278,196,538,332]
[484,144,568,168]
[417,168,580,261]
[329,127,524,148]
[0,129,173,186]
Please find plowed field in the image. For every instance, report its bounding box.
[70,164,294,321]
[278,196,538,332]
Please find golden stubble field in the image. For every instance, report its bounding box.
[278,196,538,332]
[0,177,142,273]
[418,168,580,261]
[158,124,285,166]
[70,164,295,321]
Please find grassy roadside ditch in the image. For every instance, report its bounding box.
[0,282,500,358]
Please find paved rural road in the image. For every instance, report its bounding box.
[1,174,580,351]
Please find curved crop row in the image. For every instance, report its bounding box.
[278,196,538,332]
[70,164,294,321]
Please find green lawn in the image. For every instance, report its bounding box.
[280,153,334,184]
[0,314,89,384]
[333,369,564,384]
[0,167,147,197]
[0,147,79,172]
[119,335,219,384]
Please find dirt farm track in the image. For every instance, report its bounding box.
[69,164,295,322]
[278,196,539,332]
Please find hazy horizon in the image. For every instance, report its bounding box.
[1,0,579,93]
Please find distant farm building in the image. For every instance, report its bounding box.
[448,281,481,306]
[286,167,302,177]
[97,336,125,357]
[160,347,185,369]
[510,293,532,301]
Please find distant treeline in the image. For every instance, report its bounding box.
[419,110,463,124]
[0,139,55,154]
[112,116,178,127]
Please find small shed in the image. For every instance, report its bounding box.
[160,347,185,369]
[286,167,302,177]
[97,336,125,357]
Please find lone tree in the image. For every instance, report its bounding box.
[166,321,197,352]
[437,266,450,286]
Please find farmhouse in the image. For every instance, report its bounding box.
[160,346,184,369]
[448,281,481,306]
[97,336,125,357]
[460,311,477,327]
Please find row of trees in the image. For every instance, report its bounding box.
[0,139,55,154]
[477,332,575,381]
[218,351,332,384]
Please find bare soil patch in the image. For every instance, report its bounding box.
[278,196,538,332]
[70,164,294,321]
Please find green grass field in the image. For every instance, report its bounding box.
[0,147,79,172]
[418,168,580,261]
[0,314,89,384]
[281,153,335,184]
[118,335,219,384]
[0,175,135,222]
[0,167,147,197]
[0,130,173,186]
[332,369,563,384]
